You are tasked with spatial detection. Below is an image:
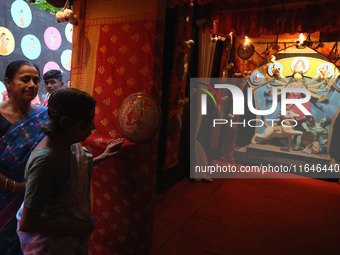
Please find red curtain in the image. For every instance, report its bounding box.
[87,19,163,254]
[71,0,165,254]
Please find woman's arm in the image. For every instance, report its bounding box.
[19,206,94,238]
[0,173,26,196]
[93,138,124,166]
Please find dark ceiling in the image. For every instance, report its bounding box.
[199,0,338,11]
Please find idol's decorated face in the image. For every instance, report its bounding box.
[293,73,302,81]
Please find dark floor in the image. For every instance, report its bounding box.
[151,172,340,255]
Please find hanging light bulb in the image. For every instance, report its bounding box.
[245,36,250,44]
[299,33,305,42]
[296,33,305,48]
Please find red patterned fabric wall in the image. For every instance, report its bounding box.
[72,1,165,254]
[86,20,164,254]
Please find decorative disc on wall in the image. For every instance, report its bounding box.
[11,0,32,28]
[0,81,6,102]
[291,57,310,73]
[250,71,264,85]
[316,63,334,79]
[21,34,41,60]
[267,62,283,78]
[44,27,62,50]
[0,27,15,56]
[65,23,73,43]
[43,61,61,74]
[237,42,254,60]
[60,49,72,70]
[119,93,161,142]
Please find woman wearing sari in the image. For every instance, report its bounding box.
[0,60,48,255]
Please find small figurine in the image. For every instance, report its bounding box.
[271,63,282,78]
[253,72,262,83]
[269,55,276,63]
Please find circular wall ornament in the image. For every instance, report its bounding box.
[0,81,6,102]
[291,57,310,73]
[0,27,15,56]
[119,93,161,142]
[250,71,264,85]
[316,63,334,79]
[267,62,283,78]
[237,42,254,60]
[43,61,61,74]
[44,27,62,50]
[65,23,73,43]
[21,34,41,60]
[60,49,72,70]
[11,0,32,28]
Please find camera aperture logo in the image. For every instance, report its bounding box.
[196,82,223,114]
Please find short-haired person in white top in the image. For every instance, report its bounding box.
[42,70,64,107]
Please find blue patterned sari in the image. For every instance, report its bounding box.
[0,106,48,255]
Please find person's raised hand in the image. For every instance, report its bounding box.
[103,138,124,158]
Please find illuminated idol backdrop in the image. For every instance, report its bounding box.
[248,46,340,158]
[0,0,72,102]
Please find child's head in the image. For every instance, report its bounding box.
[42,87,96,139]
[43,69,64,94]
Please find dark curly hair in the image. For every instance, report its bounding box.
[41,87,96,136]
[43,69,63,82]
